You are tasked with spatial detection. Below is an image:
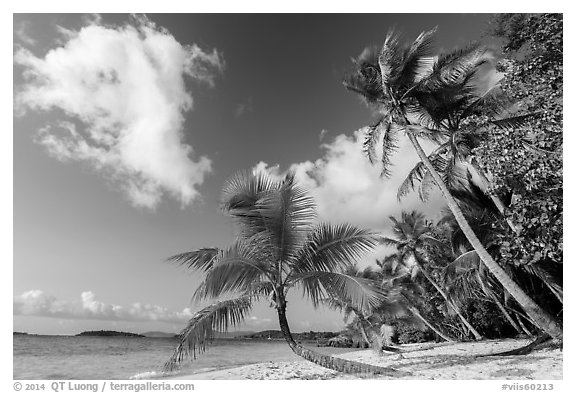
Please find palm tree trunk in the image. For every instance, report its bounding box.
[411,253,483,340]
[354,313,372,347]
[512,311,535,337]
[407,305,454,342]
[523,265,563,304]
[467,160,519,234]
[474,272,523,335]
[471,162,563,305]
[407,132,563,341]
[275,296,408,376]
[540,278,563,304]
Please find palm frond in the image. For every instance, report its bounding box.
[221,170,280,238]
[419,234,448,251]
[406,103,444,130]
[194,239,274,300]
[320,297,355,321]
[378,254,402,275]
[418,169,436,202]
[460,83,506,119]
[379,30,404,88]
[295,271,388,312]
[491,113,539,130]
[521,264,563,301]
[397,142,450,201]
[163,296,253,372]
[398,27,438,89]
[289,223,380,279]
[255,172,317,266]
[445,250,481,279]
[362,118,400,178]
[380,122,400,177]
[167,248,220,273]
[445,270,484,307]
[417,43,492,93]
[362,122,381,166]
[408,124,449,145]
[380,236,400,248]
[342,46,386,105]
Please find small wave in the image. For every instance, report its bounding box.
[129,371,167,380]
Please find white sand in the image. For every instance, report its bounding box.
[169,339,562,380]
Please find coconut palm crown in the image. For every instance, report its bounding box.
[163,170,399,374]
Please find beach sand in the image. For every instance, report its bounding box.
[170,339,562,380]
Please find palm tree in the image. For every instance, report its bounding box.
[444,249,530,337]
[322,264,405,352]
[440,205,559,334]
[378,258,455,342]
[163,171,406,376]
[343,29,562,341]
[381,211,482,340]
[395,72,524,235]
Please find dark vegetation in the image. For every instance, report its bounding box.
[76,330,145,337]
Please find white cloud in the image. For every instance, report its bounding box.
[254,128,447,266]
[14,15,224,209]
[14,21,37,47]
[254,128,445,231]
[14,290,195,323]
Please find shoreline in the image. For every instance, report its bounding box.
[167,339,562,380]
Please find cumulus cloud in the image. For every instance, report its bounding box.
[254,128,445,231]
[14,290,194,323]
[14,15,224,209]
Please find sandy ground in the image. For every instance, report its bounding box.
[169,339,562,380]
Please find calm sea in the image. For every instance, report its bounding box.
[13,335,357,380]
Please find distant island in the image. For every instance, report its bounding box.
[76,330,144,337]
[13,332,29,336]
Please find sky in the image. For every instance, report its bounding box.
[12,13,497,335]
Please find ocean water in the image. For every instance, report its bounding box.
[13,335,358,380]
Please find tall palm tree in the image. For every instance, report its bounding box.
[381,211,482,340]
[343,29,562,340]
[163,171,405,376]
[395,75,524,234]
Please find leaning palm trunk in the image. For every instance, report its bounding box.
[412,254,482,340]
[474,272,524,335]
[354,311,378,349]
[467,160,519,234]
[407,132,563,341]
[407,305,454,342]
[511,311,536,337]
[275,298,407,376]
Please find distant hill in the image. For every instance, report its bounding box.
[76,330,144,337]
[242,330,338,341]
[214,330,255,338]
[141,330,255,339]
[13,332,29,335]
